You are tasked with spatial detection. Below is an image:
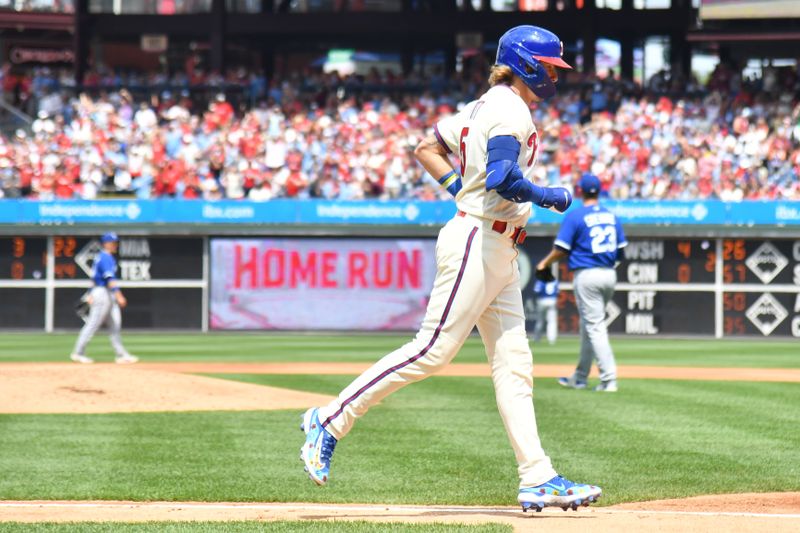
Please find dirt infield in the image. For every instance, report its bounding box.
[1,361,797,414]
[0,364,333,413]
[1,495,799,532]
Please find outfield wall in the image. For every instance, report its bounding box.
[1,199,799,338]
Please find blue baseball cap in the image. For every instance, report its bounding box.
[579,173,601,195]
[100,232,119,243]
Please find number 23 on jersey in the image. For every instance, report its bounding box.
[590,225,617,254]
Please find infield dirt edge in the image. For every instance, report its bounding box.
[0,495,798,533]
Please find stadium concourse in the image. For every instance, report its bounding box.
[1,64,799,203]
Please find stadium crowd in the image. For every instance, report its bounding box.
[1,62,799,202]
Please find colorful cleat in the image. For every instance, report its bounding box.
[557,376,587,390]
[519,475,602,512]
[299,407,338,486]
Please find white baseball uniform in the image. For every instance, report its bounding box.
[317,85,557,488]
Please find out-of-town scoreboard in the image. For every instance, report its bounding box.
[519,237,800,338]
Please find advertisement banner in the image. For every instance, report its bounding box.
[17,200,156,224]
[210,238,437,330]
[1,199,799,227]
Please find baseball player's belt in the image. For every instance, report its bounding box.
[457,210,527,244]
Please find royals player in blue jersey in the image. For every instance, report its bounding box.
[70,232,138,364]
[536,173,626,391]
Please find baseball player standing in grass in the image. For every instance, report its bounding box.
[70,232,138,364]
[300,25,603,512]
[536,173,626,392]
[532,275,559,345]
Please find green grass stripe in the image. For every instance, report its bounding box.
[0,333,798,368]
[0,522,511,533]
[1,376,798,506]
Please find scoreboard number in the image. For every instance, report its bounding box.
[0,237,46,280]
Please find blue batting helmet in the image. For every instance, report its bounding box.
[100,232,119,243]
[496,25,572,100]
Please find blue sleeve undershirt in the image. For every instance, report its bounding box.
[485,135,545,204]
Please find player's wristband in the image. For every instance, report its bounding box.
[437,170,462,197]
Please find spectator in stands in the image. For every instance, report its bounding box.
[1,62,799,202]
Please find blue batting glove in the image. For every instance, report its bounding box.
[540,187,573,213]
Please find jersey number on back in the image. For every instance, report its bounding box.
[459,127,469,176]
[589,225,617,254]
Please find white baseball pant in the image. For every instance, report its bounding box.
[533,297,558,345]
[73,287,129,358]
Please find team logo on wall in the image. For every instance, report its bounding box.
[605,300,621,328]
[745,293,788,336]
[745,242,788,284]
[75,240,103,277]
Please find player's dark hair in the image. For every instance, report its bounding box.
[583,190,600,200]
[489,65,515,87]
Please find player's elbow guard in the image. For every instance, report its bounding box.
[485,160,542,204]
[485,136,522,194]
[485,135,541,204]
[484,135,573,211]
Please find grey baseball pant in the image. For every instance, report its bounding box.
[533,297,557,345]
[73,287,129,357]
[572,267,617,383]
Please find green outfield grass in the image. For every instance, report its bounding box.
[0,522,511,533]
[0,332,798,367]
[1,374,798,506]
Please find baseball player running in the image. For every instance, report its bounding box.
[536,173,626,392]
[301,26,602,512]
[70,232,138,364]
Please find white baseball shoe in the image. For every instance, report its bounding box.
[593,380,618,392]
[115,354,139,364]
[70,353,94,364]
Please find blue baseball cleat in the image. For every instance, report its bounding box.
[557,376,588,390]
[518,475,602,512]
[299,407,338,486]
